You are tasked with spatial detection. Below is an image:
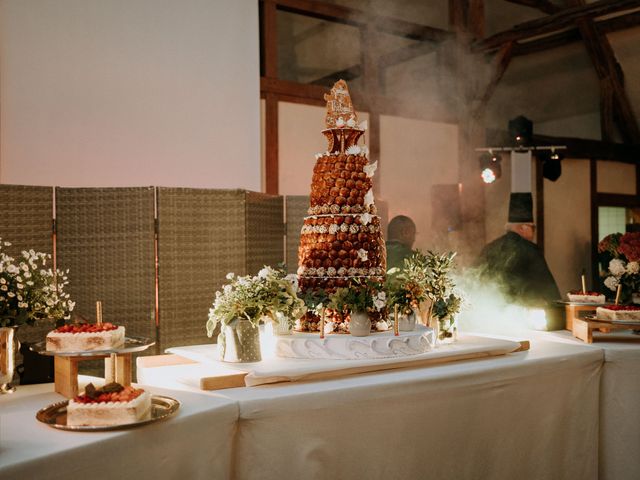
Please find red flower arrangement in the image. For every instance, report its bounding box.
[619,232,640,263]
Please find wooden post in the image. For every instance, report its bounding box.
[54,356,80,398]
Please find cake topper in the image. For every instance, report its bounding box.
[323,80,364,153]
[324,80,358,129]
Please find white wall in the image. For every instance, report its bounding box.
[0,0,260,189]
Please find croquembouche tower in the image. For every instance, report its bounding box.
[296,80,386,332]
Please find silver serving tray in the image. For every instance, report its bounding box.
[29,336,155,357]
[36,394,180,431]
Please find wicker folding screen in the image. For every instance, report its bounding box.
[0,184,55,367]
[157,188,284,350]
[55,187,156,349]
[285,196,309,274]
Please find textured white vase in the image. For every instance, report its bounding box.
[349,311,371,337]
[398,312,417,332]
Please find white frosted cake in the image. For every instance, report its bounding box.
[596,305,640,322]
[566,291,606,304]
[67,383,151,426]
[46,323,125,352]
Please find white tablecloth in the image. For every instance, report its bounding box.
[140,339,603,480]
[533,330,640,480]
[0,383,238,480]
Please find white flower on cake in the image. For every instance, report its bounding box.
[340,224,349,233]
[338,267,347,276]
[609,259,626,277]
[315,153,322,160]
[363,161,378,178]
[327,267,337,276]
[349,224,358,234]
[324,321,335,335]
[361,146,369,156]
[604,276,619,291]
[627,261,639,274]
[316,267,326,276]
[346,117,356,127]
[364,189,374,207]
[329,224,339,235]
[336,117,345,127]
[297,266,305,276]
[357,249,368,261]
[346,145,361,155]
[360,212,372,225]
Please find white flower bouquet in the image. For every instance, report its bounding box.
[0,239,75,327]
[206,266,306,337]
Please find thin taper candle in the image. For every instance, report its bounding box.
[581,274,586,294]
[320,307,325,339]
[394,304,399,336]
[96,300,103,325]
[615,284,622,305]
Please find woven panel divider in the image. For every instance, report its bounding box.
[0,184,55,368]
[157,189,285,350]
[55,187,156,349]
[0,184,53,257]
[246,192,284,274]
[285,196,309,274]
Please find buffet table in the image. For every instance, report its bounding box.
[530,330,640,480]
[138,338,603,480]
[0,382,238,480]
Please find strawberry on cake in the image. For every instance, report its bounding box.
[46,322,125,352]
[596,305,640,322]
[67,383,151,426]
[566,291,606,304]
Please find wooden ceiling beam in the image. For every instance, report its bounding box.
[476,0,640,51]
[504,0,563,15]
[472,41,515,118]
[270,0,451,42]
[511,10,640,56]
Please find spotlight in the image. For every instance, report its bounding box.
[539,149,563,181]
[508,116,533,147]
[479,151,502,184]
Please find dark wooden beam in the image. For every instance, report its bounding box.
[570,4,640,144]
[271,0,451,42]
[596,192,640,207]
[476,0,640,51]
[472,41,514,118]
[535,155,545,251]
[590,159,598,289]
[264,94,279,195]
[263,0,278,78]
[487,129,640,163]
[511,10,640,56]
[505,0,563,15]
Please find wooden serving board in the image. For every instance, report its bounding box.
[138,337,530,391]
[572,317,640,344]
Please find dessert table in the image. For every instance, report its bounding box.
[0,382,238,480]
[528,329,640,480]
[138,338,603,480]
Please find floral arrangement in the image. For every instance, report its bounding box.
[0,239,75,328]
[206,266,306,337]
[598,232,640,301]
[385,253,430,316]
[327,278,386,316]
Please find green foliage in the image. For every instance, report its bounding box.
[206,266,306,337]
[327,278,386,315]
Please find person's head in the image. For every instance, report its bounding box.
[507,222,536,242]
[387,215,416,248]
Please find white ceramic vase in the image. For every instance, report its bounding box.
[397,311,417,332]
[349,311,371,337]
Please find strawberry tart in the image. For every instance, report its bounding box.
[596,305,640,322]
[67,383,151,426]
[566,290,606,304]
[46,323,125,352]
